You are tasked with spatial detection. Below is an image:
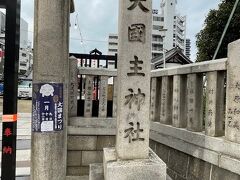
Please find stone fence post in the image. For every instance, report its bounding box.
[69,56,78,117]
[226,39,240,143]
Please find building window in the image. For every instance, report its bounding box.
[152,35,163,42]
[152,44,163,51]
[153,16,164,22]
[109,49,117,52]
[109,36,118,40]
[109,42,118,46]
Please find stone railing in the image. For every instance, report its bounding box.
[68,57,117,119]
[68,40,240,177]
[150,40,240,176]
[150,58,227,135]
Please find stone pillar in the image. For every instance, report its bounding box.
[116,0,151,160]
[69,57,78,117]
[160,76,173,125]
[112,77,118,118]
[99,76,108,118]
[84,75,94,118]
[103,0,166,179]
[172,75,187,128]
[187,74,203,132]
[226,39,240,143]
[31,0,70,180]
[150,78,161,122]
[205,71,224,136]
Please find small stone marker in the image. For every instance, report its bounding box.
[226,39,240,143]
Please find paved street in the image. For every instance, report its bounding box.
[0,97,31,178]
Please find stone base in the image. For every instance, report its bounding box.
[103,147,166,180]
[89,163,104,180]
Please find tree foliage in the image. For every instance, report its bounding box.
[196,0,240,62]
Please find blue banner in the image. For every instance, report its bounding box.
[32,83,64,132]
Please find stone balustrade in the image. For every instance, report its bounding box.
[68,39,240,178]
[150,58,227,137]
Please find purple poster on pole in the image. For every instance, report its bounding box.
[32,83,64,132]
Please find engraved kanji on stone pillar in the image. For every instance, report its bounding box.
[187,74,203,132]
[172,75,187,128]
[150,78,161,122]
[99,76,109,118]
[226,40,240,143]
[112,77,118,118]
[160,76,173,125]
[84,75,94,117]
[69,57,78,117]
[205,72,224,137]
[116,0,152,160]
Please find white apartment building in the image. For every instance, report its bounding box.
[18,48,33,77]
[185,38,191,58]
[108,33,118,56]
[0,11,32,77]
[108,0,190,59]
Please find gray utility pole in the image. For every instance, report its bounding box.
[212,0,239,60]
[31,1,73,180]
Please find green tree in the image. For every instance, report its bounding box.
[196,0,240,62]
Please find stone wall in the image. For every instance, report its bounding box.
[67,135,115,176]
[67,133,240,179]
[150,140,240,180]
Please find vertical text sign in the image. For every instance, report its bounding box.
[116,0,152,160]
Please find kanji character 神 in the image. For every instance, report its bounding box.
[125,88,145,111]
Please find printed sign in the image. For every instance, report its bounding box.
[32,83,63,132]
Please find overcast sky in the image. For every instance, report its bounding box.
[20,0,221,61]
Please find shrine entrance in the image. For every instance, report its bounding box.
[70,49,117,117]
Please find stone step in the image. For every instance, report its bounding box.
[68,117,116,136]
[68,125,116,136]
[89,163,104,180]
[66,176,89,180]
